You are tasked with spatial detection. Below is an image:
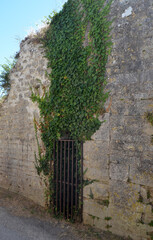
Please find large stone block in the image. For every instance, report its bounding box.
[84,182,109,199]
[130,158,153,187]
[110,180,140,211]
[84,141,110,176]
[139,70,153,94]
[83,163,109,182]
[110,162,129,182]
[83,198,109,219]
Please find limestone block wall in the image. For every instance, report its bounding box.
[83,0,153,240]
[0,0,152,239]
[0,36,49,206]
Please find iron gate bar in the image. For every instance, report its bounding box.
[75,145,78,214]
[81,142,83,222]
[59,140,75,141]
[63,141,66,219]
[71,141,74,219]
[56,141,59,214]
[56,181,77,186]
[53,141,56,210]
[60,141,62,215]
[67,141,70,219]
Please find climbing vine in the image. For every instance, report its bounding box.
[31,0,113,204]
[0,58,17,97]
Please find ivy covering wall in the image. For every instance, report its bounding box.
[31,0,112,194]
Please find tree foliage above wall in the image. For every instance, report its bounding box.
[31,0,112,176]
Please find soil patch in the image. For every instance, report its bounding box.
[0,187,132,240]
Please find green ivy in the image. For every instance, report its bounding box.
[31,0,112,203]
[0,58,16,96]
[145,112,153,144]
[148,220,153,227]
[145,112,153,126]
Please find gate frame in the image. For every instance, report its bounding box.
[50,140,83,222]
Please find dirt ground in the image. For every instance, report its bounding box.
[0,187,131,240]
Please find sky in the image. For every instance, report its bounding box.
[0,0,67,95]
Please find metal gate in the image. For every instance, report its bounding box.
[50,140,83,222]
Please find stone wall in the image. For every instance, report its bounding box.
[0,0,152,239]
[0,36,49,206]
[83,0,153,240]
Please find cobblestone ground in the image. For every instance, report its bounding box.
[0,187,132,240]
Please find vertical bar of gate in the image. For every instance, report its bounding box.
[60,141,62,215]
[81,142,83,222]
[56,141,59,214]
[49,143,52,209]
[53,141,56,212]
[71,141,74,219]
[67,141,70,219]
[75,143,78,216]
[63,141,66,219]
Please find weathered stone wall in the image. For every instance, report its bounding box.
[83,1,153,240]
[0,36,49,206]
[0,0,152,239]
